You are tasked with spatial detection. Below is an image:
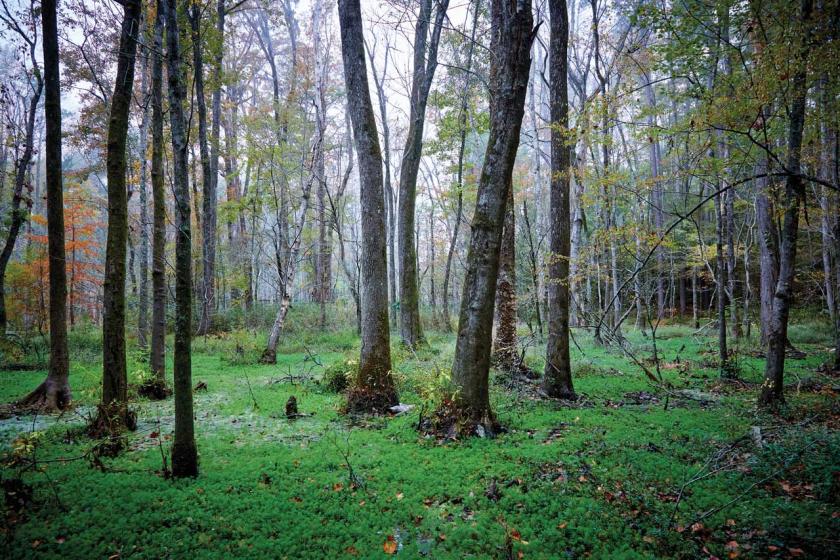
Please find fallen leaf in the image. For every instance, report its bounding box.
[396,492,404,501]
[333,483,344,492]
[383,535,397,555]
[345,545,358,555]
[557,522,568,530]
[788,548,805,557]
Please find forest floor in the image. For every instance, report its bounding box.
[0,312,838,559]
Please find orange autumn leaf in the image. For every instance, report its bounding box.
[383,535,397,555]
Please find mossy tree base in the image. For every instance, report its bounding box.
[87,402,137,439]
[425,398,503,440]
[16,379,72,412]
[137,378,172,400]
[171,440,198,478]
[344,384,399,415]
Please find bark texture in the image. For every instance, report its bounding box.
[543,0,576,400]
[19,0,70,411]
[493,189,518,372]
[101,0,141,429]
[338,0,398,413]
[165,0,198,476]
[447,0,533,434]
[759,0,813,407]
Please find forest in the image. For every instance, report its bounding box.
[0,0,838,557]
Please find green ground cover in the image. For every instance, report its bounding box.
[1,311,838,559]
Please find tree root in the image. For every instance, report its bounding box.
[422,398,504,440]
[137,378,172,400]
[344,384,399,415]
[16,380,72,412]
[87,402,136,440]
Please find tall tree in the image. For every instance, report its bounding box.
[18,0,70,410]
[99,0,142,429]
[149,0,168,387]
[338,0,398,412]
[0,1,43,334]
[165,0,198,476]
[758,0,814,407]
[397,0,450,348]
[493,188,518,371]
[542,0,576,400]
[445,0,533,435]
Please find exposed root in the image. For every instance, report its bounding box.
[259,348,277,364]
[344,384,399,415]
[16,380,72,412]
[87,402,137,440]
[137,378,172,400]
[422,398,504,440]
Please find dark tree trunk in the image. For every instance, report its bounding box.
[338,0,398,413]
[447,0,533,434]
[150,0,167,385]
[165,0,198,476]
[19,0,70,411]
[493,189,517,371]
[100,0,141,428]
[543,0,575,399]
[397,0,449,348]
[137,36,151,350]
[759,0,813,408]
[756,165,778,347]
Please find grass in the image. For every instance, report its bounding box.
[1,308,838,559]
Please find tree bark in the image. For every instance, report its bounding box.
[165,0,198,476]
[19,0,70,411]
[100,0,141,428]
[493,188,517,371]
[338,0,398,413]
[150,0,167,384]
[543,0,575,399]
[447,0,533,434]
[137,31,151,350]
[397,0,450,348]
[759,0,813,407]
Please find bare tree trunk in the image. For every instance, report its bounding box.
[715,189,730,375]
[100,0,141,429]
[314,0,331,330]
[19,0,70,411]
[397,0,450,348]
[759,0,813,407]
[338,0,398,412]
[543,0,575,399]
[150,0,167,386]
[191,2,217,335]
[165,0,198,476]
[447,0,533,435]
[493,188,517,371]
[137,37,151,350]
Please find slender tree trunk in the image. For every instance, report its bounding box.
[19,0,70,410]
[759,0,813,407]
[338,0,398,412]
[137,37,151,349]
[150,0,167,385]
[100,0,141,429]
[165,0,198,476]
[397,0,450,348]
[543,0,575,399]
[447,0,533,434]
[314,0,331,330]
[442,0,480,334]
[757,164,778,346]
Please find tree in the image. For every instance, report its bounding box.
[338,0,398,413]
[18,0,70,410]
[542,0,575,400]
[397,0,450,349]
[98,0,141,430]
[149,0,168,390]
[758,0,814,407]
[493,188,518,371]
[164,0,198,476]
[0,0,43,334]
[444,0,533,435]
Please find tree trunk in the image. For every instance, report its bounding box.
[338,0,398,413]
[759,0,813,408]
[493,188,517,371]
[191,2,217,336]
[137,36,151,350]
[100,0,141,429]
[150,0,167,385]
[441,0,480,333]
[165,0,198,476]
[447,0,533,434]
[543,0,575,399]
[19,0,70,411]
[314,0,331,330]
[397,0,450,348]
